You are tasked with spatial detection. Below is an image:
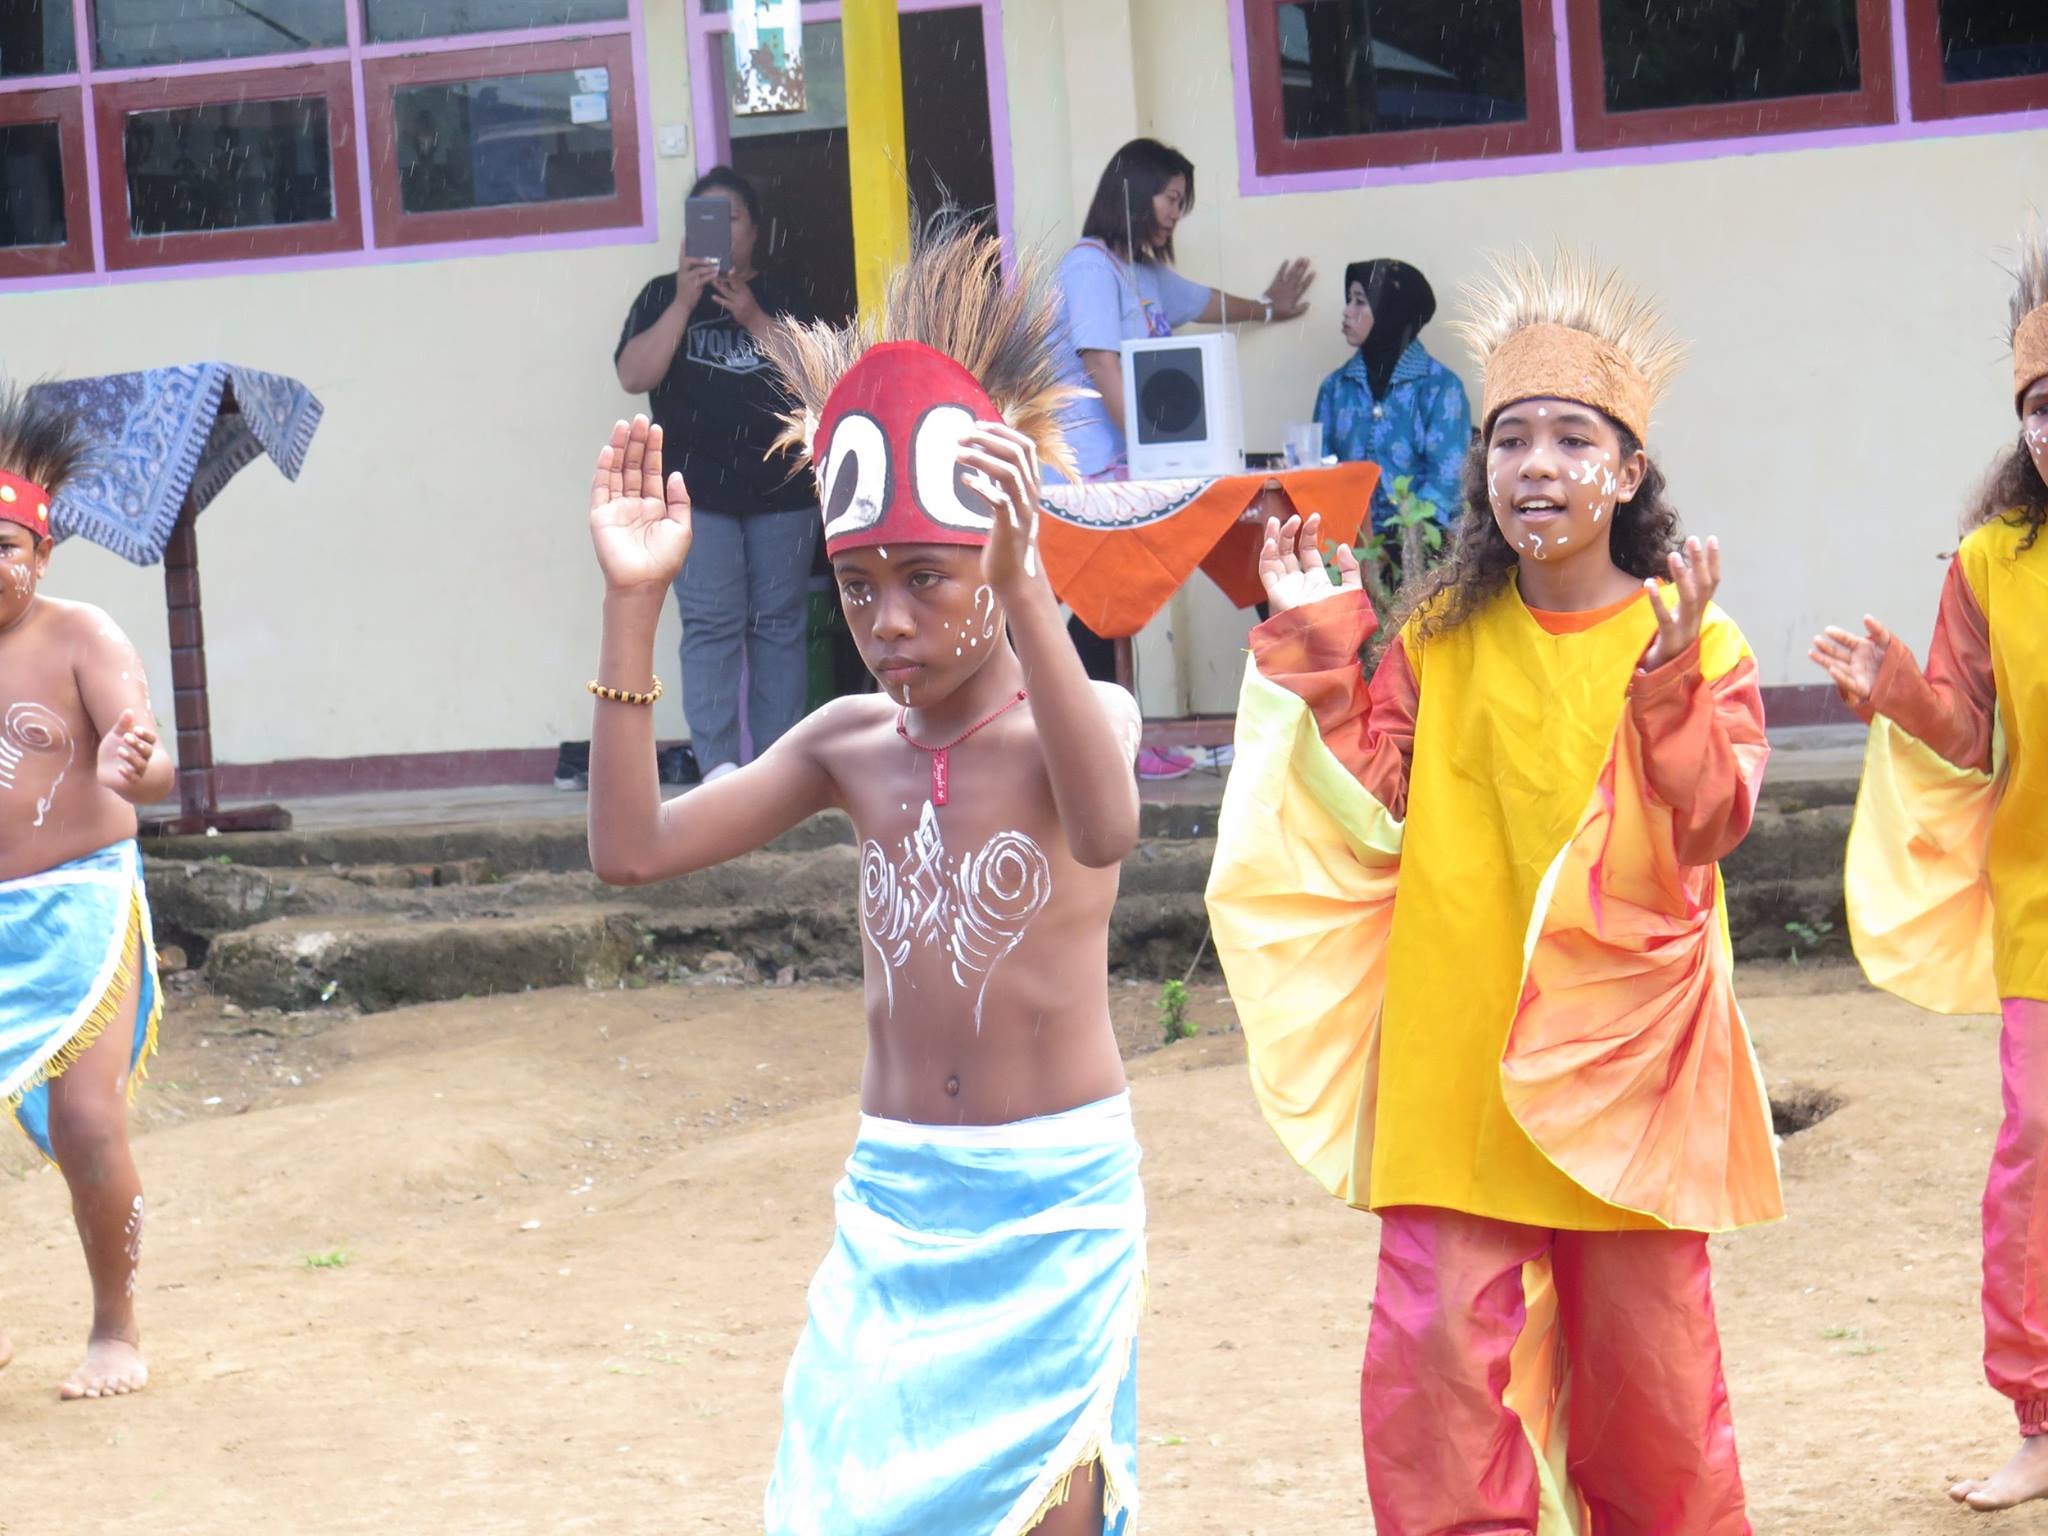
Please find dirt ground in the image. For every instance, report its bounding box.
[0,963,2036,1534]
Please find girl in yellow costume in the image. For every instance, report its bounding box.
[1811,221,2048,1514]
[1207,250,1783,1536]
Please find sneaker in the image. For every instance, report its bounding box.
[552,741,589,791]
[1196,744,1235,772]
[1135,746,1195,781]
[657,743,702,787]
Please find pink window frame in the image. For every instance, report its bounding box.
[0,0,657,290]
[1227,0,2048,196]
[681,0,1015,249]
[1902,0,2048,121]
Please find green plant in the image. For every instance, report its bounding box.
[1785,919,1836,964]
[1343,474,1446,630]
[1157,979,1194,1044]
[304,1249,352,1270]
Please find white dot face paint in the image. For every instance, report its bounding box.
[1536,407,1548,417]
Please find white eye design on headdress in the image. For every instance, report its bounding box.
[912,405,998,533]
[820,411,889,543]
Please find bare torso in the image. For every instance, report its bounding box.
[0,598,145,882]
[810,692,1128,1125]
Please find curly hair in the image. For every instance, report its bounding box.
[1963,433,2048,553]
[1393,425,1680,642]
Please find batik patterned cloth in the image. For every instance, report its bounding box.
[2,840,161,1160]
[765,1092,1146,1536]
[29,364,323,565]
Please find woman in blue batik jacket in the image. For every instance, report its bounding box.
[1312,259,1471,545]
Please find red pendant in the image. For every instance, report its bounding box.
[931,749,950,807]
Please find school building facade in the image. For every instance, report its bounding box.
[1,0,2044,789]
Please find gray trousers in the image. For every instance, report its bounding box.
[672,504,819,771]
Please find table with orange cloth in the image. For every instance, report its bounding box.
[1038,463,1377,640]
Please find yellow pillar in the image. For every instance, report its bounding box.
[841,0,911,318]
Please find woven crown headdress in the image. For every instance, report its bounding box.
[762,213,1081,483]
[2007,213,2048,412]
[1452,246,1686,444]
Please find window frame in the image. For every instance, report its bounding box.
[92,63,363,270]
[1239,0,1564,175]
[1903,0,2048,120]
[363,32,641,248]
[1563,0,1896,150]
[0,85,95,279]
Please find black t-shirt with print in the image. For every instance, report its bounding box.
[615,272,818,513]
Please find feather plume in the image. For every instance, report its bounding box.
[761,211,1082,483]
[1452,245,1687,411]
[2007,211,2048,345]
[0,377,86,502]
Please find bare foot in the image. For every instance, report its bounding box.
[58,1335,147,1400]
[1950,1436,2048,1511]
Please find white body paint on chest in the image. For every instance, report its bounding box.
[0,702,75,827]
[859,800,1052,1028]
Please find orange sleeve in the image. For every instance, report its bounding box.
[1627,643,1769,867]
[1248,590,1416,816]
[1864,561,1997,774]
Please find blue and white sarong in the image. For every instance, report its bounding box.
[767,1092,1146,1535]
[1,840,161,1160]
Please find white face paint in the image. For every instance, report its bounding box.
[858,801,1052,1029]
[0,702,75,827]
[970,584,999,642]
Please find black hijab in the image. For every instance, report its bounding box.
[1345,259,1437,402]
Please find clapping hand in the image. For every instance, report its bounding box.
[1809,616,1895,708]
[96,708,155,793]
[1259,513,1359,615]
[1641,536,1720,672]
[589,416,693,593]
[956,422,1045,594]
[1265,258,1317,320]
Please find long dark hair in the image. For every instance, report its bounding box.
[1395,424,1680,641]
[1963,433,2048,553]
[1080,138,1194,266]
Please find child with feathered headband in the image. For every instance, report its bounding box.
[1207,249,1781,1532]
[1814,219,2048,1513]
[0,380,173,1401]
[579,221,1149,1535]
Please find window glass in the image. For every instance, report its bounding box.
[394,69,617,213]
[1935,2,2048,84]
[0,122,67,247]
[1597,0,1865,113]
[1275,0,1531,138]
[93,0,346,68]
[123,97,335,236]
[0,4,78,78]
[366,0,626,44]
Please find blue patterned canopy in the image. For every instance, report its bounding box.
[29,364,323,566]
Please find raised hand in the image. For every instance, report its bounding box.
[711,272,765,333]
[1259,512,1359,615]
[1641,535,1720,673]
[1265,257,1317,320]
[96,708,155,793]
[589,416,693,593]
[1808,616,1895,708]
[676,253,718,316]
[957,421,1046,594]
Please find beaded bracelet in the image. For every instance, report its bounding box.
[587,676,665,706]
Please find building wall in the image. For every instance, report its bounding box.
[7,0,2046,771]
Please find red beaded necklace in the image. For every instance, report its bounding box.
[896,689,1027,807]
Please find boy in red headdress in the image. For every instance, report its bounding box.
[581,222,1147,1535]
[0,381,174,1400]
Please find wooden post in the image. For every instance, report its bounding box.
[140,492,292,837]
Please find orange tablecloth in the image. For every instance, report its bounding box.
[1039,463,1377,639]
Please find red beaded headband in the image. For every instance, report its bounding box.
[0,469,52,538]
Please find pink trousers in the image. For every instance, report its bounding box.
[1984,998,2048,1434]
[1362,1206,1749,1536]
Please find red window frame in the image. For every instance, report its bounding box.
[0,86,94,280]
[1241,0,1563,175]
[1564,0,1895,150]
[362,33,641,249]
[92,63,363,271]
[1903,0,2048,120]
